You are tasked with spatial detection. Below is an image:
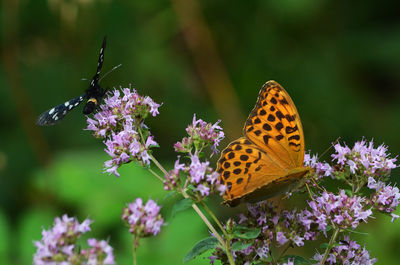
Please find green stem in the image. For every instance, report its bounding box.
[133,236,138,265]
[136,125,168,177]
[148,167,164,182]
[225,236,235,265]
[319,227,340,265]
[181,190,226,249]
[200,201,228,238]
[277,243,291,262]
[149,154,169,176]
[147,153,224,247]
[270,249,276,265]
[143,137,231,262]
[354,179,366,194]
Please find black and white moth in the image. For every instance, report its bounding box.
[36,37,108,126]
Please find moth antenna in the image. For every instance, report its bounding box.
[99,64,122,83]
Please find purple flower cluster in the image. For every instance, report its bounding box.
[368,177,400,221]
[86,87,161,176]
[313,236,377,265]
[165,115,225,198]
[304,190,372,230]
[331,139,397,178]
[81,239,115,265]
[304,152,332,179]
[33,215,114,265]
[210,202,321,264]
[208,139,398,265]
[174,114,224,155]
[164,154,226,198]
[210,190,377,264]
[121,198,164,237]
[243,202,320,249]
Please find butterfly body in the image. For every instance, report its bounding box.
[36,37,107,126]
[217,81,310,206]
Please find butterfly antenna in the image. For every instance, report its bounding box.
[318,136,342,161]
[99,63,122,83]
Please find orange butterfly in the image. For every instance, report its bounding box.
[217,81,310,206]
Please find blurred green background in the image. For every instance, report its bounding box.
[1,0,400,264]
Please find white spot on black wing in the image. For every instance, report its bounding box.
[36,94,85,126]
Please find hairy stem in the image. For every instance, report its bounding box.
[181,190,226,249]
[148,168,164,182]
[319,227,340,265]
[305,183,317,203]
[145,139,231,262]
[133,236,138,265]
[149,154,169,176]
[277,243,292,262]
[225,236,236,265]
[200,201,228,238]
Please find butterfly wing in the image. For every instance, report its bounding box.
[36,94,85,126]
[217,137,308,206]
[244,80,305,168]
[217,81,309,205]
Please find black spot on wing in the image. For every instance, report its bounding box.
[233,168,242,175]
[286,125,298,134]
[279,98,289,105]
[223,171,231,180]
[288,135,300,141]
[263,123,272,131]
[254,117,261,124]
[240,155,249,161]
[275,122,284,131]
[263,135,271,145]
[227,182,232,191]
[233,161,241,166]
[254,130,262,136]
[276,111,284,120]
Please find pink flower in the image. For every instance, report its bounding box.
[122,198,164,237]
[86,87,161,176]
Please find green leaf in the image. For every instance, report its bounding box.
[232,225,261,239]
[320,243,329,249]
[325,225,332,232]
[281,255,311,264]
[171,198,193,218]
[344,189,353,197]
[343,228,369,235]
[183,237,219,263]
[187,184,195,190]
[231,241,252,251]
[163,191,178,201]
